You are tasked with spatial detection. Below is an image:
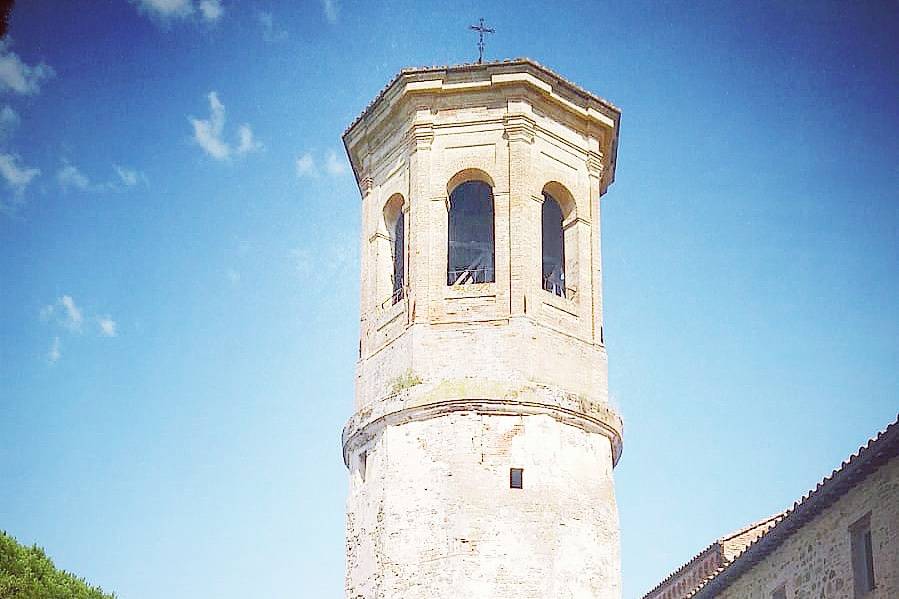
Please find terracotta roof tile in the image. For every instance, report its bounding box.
[687,414,899,598]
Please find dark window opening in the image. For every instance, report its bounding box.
[772,585,786,599]
[509,467,523,489]
[391,210,405,304]
[851,513,875,597]
[542,193,565,297]
[448,180,495,285]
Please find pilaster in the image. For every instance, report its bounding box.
[504,99,536,317]
[408,108,434,326]
[586,149,605,344]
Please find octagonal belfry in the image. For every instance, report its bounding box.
[341,59,623,599]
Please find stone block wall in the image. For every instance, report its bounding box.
[345,412,621,599]
[714,457,899,599]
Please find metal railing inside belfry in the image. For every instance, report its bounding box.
[542,270,576,299]
[447,244,495,285]
[447,180,495,286]
[448,266,495,285]
[382,286,406,309]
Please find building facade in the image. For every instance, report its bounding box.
[341,60,623,598]
[643,416,899,599]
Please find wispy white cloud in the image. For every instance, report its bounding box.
[42,295,104,333]
[39,304,55,322]
[236,124,262,155]
[0,40,55,96]
[322,0,338,24]
[325,149,348,176]
[0,105,19,140]
[258,11,288,42]
[59,295,84,332]
[198,0,224,22]
[57,162,91,192]
[40,296,118,361]
[48,336,61,363]
[190,92,261,161]
[56,161,146,193]
[295,152,316,178]
[131,0,194,20]
[0,152,39,212]
[0,152,39,193]
[132,0,223,23]
[288,231,357,307]
[115,164,148,187]
[191,92,229,159]
[97,316,117,337]
[295,150,348,178]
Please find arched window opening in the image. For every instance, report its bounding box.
[391,209,405,303]
[542,192,566,297]
[447,180,494,285]
[381,194,406,307]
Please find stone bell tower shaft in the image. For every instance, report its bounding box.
[341,59,623,599]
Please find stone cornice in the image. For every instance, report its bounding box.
[408,122,434,151]
[504,113,536,144]
[343,393,623,468]
[586,150,604,177]
[360,176,374,195]
[343,59,621,194]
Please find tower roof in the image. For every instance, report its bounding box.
[343,58,621,191]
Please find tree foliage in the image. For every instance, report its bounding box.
[0,531,115,599]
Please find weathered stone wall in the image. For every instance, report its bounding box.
[345,412,621,599]
[343,62,622,599]
[714,456,899,599]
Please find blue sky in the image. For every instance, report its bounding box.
[0,1,896,597]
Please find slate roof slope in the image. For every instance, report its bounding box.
[643,414,899,599]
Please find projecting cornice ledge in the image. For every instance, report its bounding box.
[342,60,621,194]
[342,396,623,469]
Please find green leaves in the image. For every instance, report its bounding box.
[0,531,115,599]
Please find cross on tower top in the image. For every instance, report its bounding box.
[469,18,495,64]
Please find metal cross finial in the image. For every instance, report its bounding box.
[469,18,495,64]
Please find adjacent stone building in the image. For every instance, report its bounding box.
[643,416,899,599]
[340,59,623,598]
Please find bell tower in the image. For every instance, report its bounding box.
[341,59,623,598]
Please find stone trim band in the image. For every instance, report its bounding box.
[342,397,624,468]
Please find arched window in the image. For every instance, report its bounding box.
[391,208,405,303]
[447,180,494,285]
[542,192,566,296]
[382,194,406,305]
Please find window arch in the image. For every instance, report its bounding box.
[540,182,578,300]
[447,180,495,285]
[542,192,566,296]
[383,194,406,304]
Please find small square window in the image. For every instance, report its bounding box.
[850,513,876,597]
[510,468,523,489]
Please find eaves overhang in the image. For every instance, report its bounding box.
[342,58,621,194]
[690,415,899,599]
